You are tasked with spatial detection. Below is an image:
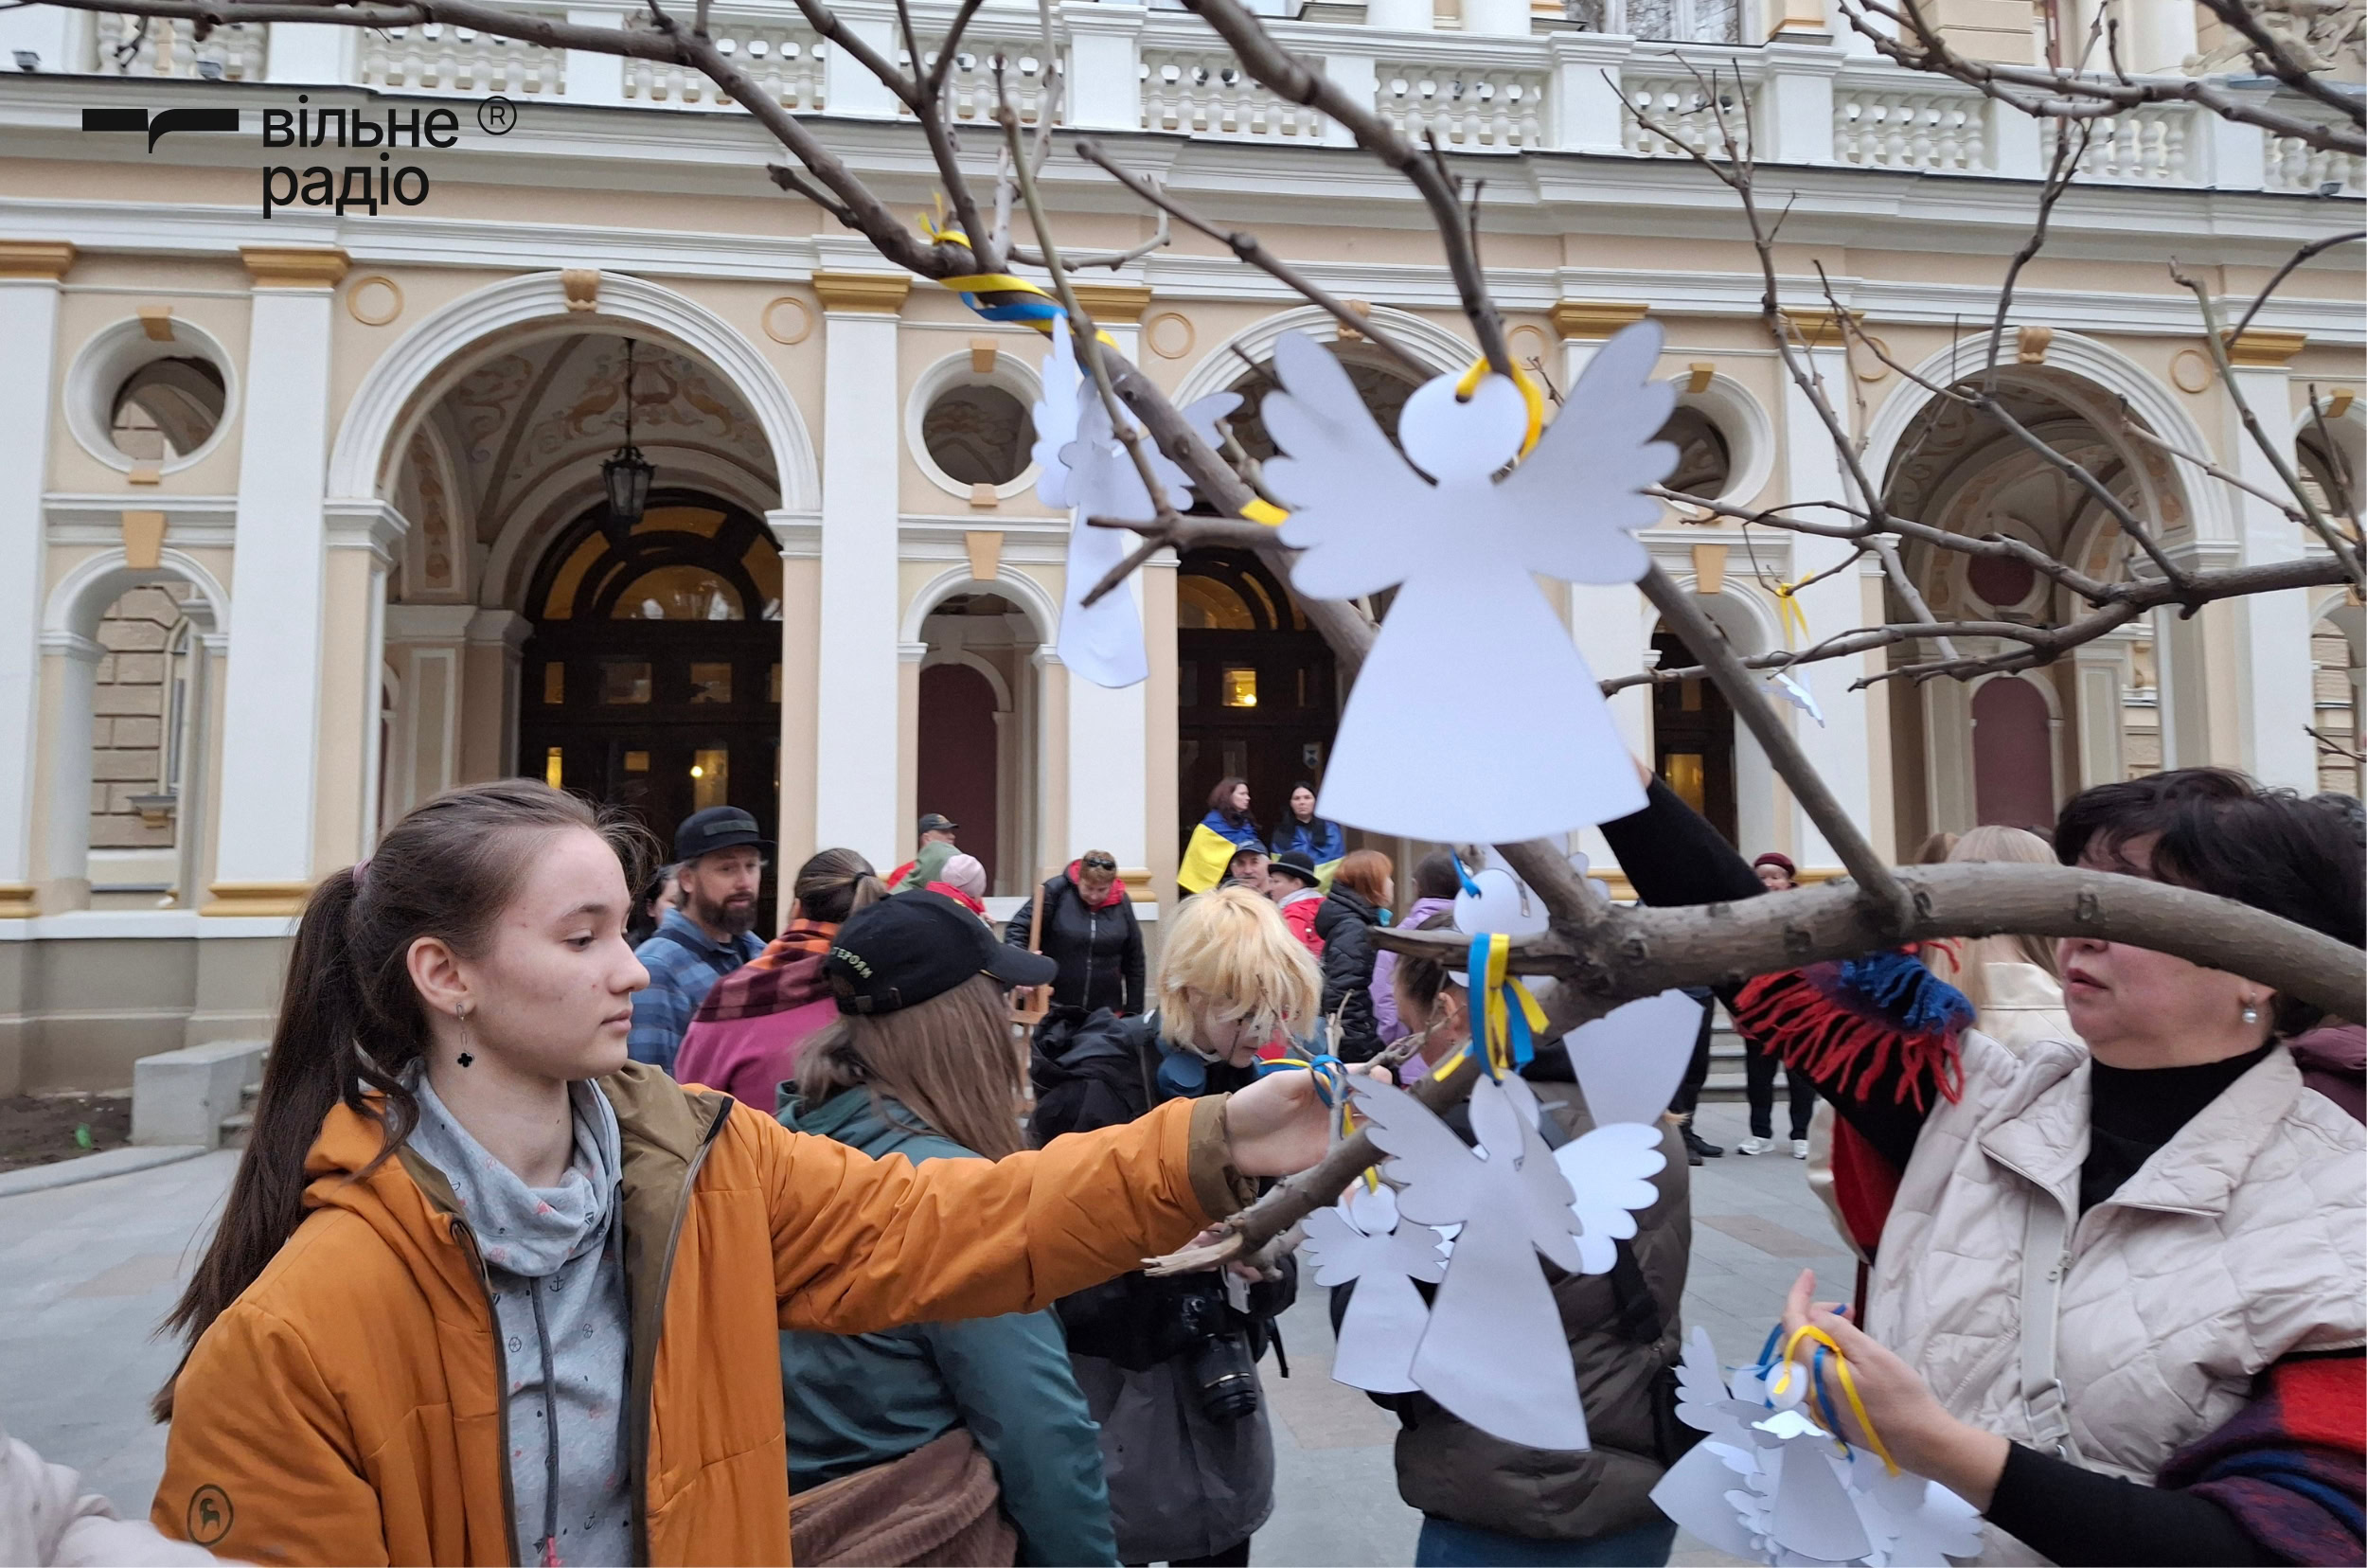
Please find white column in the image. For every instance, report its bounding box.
[39,635,102,900]
[0,5,79,71]
[812,271,909,867]
[564,6,629,104]
[1066,675,1148,870]
[1460,0,1527,36]
[2199,94,2269,191]
[1758,42,1840,166]
[1778,319,1877,866]
[1557,302,1656,874]
[1547,33,1632,155]
[265,24,354,82]
[2226,339,2318,791]
[383,604,475,823]
[0,244,71,914]
[824,15,899,117]
[2070,639,2126,793]
[1319,52,1377,147]
[1062,0,1143,131]
[208,247,346,913]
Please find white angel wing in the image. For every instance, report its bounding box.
[1649,1441,1770,1563]
[1479,1077,1586,1274]
[1345,1074,1487,1228]
[1263,332,1439,599]
[1551,1122,1667,1275]
[1031,314,1082,509]
[1491,321,1678,585]
[1301,1204,1392,1289]
[1854,1470,1984,1567]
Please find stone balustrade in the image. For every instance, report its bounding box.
[73,0,2351,196]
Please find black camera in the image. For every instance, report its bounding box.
[1174,1286,1261,1422]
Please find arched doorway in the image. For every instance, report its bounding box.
[521,490,782,895]
[1177,547,1340,842]
[1879,368,2176,842]
[1970,675,2057,829]
[1648,622,1737,845]
[917,663,1002,886]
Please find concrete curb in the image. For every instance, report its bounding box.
[0,1143,208,1199]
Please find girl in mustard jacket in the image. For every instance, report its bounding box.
[148,780,1334,1567]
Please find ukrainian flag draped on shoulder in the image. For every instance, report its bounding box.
[1178,824,1241,895]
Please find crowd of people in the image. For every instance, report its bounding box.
[8,762,2361,1568]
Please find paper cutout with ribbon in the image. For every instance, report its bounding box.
[1259,325,1675,842]
[1649,1326,1984,1567]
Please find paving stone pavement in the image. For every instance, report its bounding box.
[1,1099,1836,1565]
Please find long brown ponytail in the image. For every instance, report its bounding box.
[152,779,643,1419]
[792,847,886,925]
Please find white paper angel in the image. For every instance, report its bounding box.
[1033,315,1241,690]
[1563,989,1711,1132]
[1650,1327,1984,1567]
[1300,1181,1447,1394]
[1347,1071,1593,1449]
[1261,325,1678,842]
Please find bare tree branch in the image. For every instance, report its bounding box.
[1158,857,2367,1268]
[1177,0,1515,377]
[1072,140,1433,380]
[1843,0,2364,156]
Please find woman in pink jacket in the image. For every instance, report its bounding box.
[673,849,883,1109]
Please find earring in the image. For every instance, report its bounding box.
[2240,1000,2261,1027]
[455,1002,474,1068]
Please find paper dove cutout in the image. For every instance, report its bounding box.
[1651,1327,1985,1567]
[1036,315,1243,690]
[1452,852,1612,942]
[1564,989,1710,1131]
[1301,1182,1447,1394]
[1261,325,1677,842]
[1771,668,1827,727]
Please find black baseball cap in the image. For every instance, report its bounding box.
[674,806,773,863]
[1269,849,1320,886]
[824,890,1055,1014]
[917,812,959,834]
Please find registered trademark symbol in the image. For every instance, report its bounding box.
[477,96,516,135]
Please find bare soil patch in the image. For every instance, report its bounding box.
[0,1092,134,1173]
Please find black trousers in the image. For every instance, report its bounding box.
[1743,1032,1815,1140]
[1667,990,1715,1120]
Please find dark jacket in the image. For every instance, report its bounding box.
[1006,866,1147,1015]
[1343,1042,1694,1543]
[1314,886,1384,1061]
[776,1087,1118,1568]
[1268,817,1345,864]
[1027,1009,1291,1562]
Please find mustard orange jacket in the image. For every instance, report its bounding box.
[151,1062,1238,1566]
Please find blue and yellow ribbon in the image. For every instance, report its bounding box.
[1446,856,1548,1078]
[1766,1322,1902,1476]
[1258,1050,1380,1190]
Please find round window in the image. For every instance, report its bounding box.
[1656,406,1732,500]
[921,384,1036,487]
[109,357,227,463]
[65,316,240,474]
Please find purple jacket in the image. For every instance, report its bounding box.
[1372,896,1457,1044]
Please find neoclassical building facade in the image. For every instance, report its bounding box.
[0,0,2359,1090]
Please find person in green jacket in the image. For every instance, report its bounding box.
[776,900,1118,1567]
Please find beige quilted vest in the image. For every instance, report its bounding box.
[1869,1033,2366,1562]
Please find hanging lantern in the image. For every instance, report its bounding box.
[600,337,654,543]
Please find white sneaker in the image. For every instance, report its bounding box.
[1792,1138,1811,1159]
[1737,1137,1769,1156]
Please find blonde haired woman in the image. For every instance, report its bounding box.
[1029,887,1321,1567]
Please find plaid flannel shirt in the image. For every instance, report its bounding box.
[629,907,764,1074]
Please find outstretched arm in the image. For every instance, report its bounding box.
[762,1069,1337,1333]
